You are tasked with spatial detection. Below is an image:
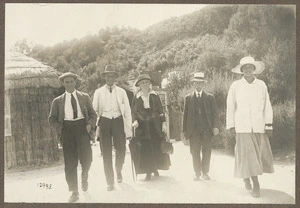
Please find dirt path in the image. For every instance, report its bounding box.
[4,141,295,204]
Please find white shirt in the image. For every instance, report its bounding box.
[136,90,157,109]
[102,84,122,119]
[226,77,273,133]
[64,90,84,121]
[194,90,203,98]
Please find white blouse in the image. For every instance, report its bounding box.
[226,77,273,133]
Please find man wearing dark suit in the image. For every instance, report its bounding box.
[49,72,97,203]
[182,72,220,181]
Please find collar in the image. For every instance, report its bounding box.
[242,77,257,84]
[105,84,116,90]
[194,90,203,97]
[65,90,77,96]
[136,90,157,98]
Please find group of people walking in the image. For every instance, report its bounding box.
[48,56,274,203]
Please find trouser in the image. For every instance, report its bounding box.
[189,134,212,176]
[99,116,126,186]
[62,119,92,192]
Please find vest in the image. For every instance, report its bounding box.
[193,95,210,137]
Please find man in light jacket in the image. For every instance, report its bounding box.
[93,65,132,191]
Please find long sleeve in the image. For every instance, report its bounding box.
[182,96,188,133]
[92,89,100,116]
[122,90,132,138]
[211,95,221,129]
[226,83,236,129]
[86,94,97,128]
[263,84,273,125]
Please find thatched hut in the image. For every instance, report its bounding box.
[5,51,62,169]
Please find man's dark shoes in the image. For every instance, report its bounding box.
[68,191,79,203]
[107,184,115,191]
[153,170,159,177]
[202,173,211,180]
[117,172,123,183]
[82,181,88,192]
[243,178,252,190]
[145,173,151,181]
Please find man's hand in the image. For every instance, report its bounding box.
[86,124,92,133]
[132,120,139,128]
[229,127,236,136]
[213,128,219,136]
[126,137,132,140]
[265,129,273,138]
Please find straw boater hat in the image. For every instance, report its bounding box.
[232,56,265,74]
[135,74,152,87]
[58,72,78,83]
[192,72,207,82]
[101,65,119,77]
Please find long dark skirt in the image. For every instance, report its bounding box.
[133,119,171,174]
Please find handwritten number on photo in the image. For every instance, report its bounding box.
[37,183,52,189]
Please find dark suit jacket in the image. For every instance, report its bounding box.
[48,90,97,142]
[182,91,220,140]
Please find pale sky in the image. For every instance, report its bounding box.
[5,3,207,48]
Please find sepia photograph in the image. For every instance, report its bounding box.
[3,2,296,205]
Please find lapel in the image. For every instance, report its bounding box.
[115,86,122,106]
[202,91,211,119]
[76,91,84,110]
[189,92,196,115]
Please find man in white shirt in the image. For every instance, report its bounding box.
[226,56,274,198]
[93,65,132,191]
[49,72,97,203]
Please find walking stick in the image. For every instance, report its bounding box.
[130,127,136,182]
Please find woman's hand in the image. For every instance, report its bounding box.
[86,124,92,133]
[132,120,139,128]
[162,122,167,134]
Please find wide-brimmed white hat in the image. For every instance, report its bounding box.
[192,72,207,82]
[232,56,265,74]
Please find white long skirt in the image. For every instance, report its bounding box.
[234,133,274,178]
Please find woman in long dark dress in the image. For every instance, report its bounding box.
[132,74,170,181]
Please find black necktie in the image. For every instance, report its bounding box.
[109,86,112,93]
[71,94,78,119]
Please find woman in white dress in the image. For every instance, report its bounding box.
[226,56,274,198]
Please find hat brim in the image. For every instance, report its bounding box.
[135,78,152,87]
[192,78,206,82]
[232,61,265,74]
[58,74,78,82]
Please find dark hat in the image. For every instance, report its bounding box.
[101,65,119,77]
[58,72,78,82]
[135,74,152,87]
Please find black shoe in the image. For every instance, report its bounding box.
[202,173,211,180]
[153,170,159,177]
[193,176,200,181]
[243,179,252,190]
[107,184,115,191]
[68,191,79,203]
[252,183,260,198]
[82,181,88,192]
[117,172,123,183]
[145,173,151,181]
